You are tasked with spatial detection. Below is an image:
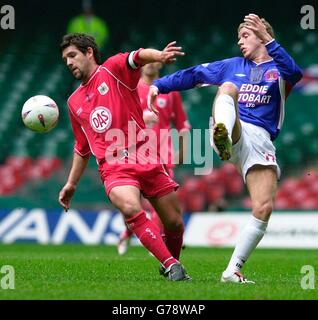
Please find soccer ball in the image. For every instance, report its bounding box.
[21,95,59,133]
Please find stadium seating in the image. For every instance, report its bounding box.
[243,169,318,210]
[177,163,244,212]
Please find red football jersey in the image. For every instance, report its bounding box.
[138,79,191,168]
[67,50,158,165]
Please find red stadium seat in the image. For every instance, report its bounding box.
[37,157,61,176]
[27,157,62,179]
[220,163,240,179]
[276,189,289,198]
[275,195,296,210]
[202,169,222,185]
[292,188,311,205]
[0,166,23,194]
[185,192,206,212]
[225,176,244,195]
[299,196,318,210]
[183,176,207,193]
[302,171,318,186]
[5,156,33,182]
[220,162,238,175]
[206,184,225,202]
[242,197,252,209]
[280,177,301,193]
[5,156,33,171]
[309,180,318,194]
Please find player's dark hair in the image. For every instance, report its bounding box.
[60,33,101,64]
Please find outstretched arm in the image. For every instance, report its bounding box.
[147,66,201,115]
[147,60,226,114]
[136,41,185,65]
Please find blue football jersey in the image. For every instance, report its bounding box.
[154,40,303,140]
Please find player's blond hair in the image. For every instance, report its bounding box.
[238,18,275,38]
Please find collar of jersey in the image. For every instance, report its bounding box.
[81,65,101,87]
[251,58,274,66]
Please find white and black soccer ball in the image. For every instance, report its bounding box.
[21,95,59,133]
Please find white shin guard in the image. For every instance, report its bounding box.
[224,216,268,275]
[213,94,236,138]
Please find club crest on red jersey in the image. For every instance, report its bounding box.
[90,106,112,133]
[98,82,109,95]
[157,97,167,108]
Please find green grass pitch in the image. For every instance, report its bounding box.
[0,244,317,300]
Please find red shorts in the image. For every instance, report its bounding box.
[98,163,178,199]
[165,166,174,179]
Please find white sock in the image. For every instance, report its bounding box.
[224,216,268,276]
[214,94,236,138]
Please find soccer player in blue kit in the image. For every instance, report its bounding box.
[148,14,303,283]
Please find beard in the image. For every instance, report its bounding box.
[72,68,83,80]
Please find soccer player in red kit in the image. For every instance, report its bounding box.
[59,33,191,281]
[118,62,191,256]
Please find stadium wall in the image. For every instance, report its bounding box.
[1,209,318,248]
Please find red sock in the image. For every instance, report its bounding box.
[150,209,164,238]
[164,226,184,260]
[126,211,178,268]
[121,225,133,238]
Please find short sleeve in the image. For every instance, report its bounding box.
[102,49,143,89]
[68,106,91,157]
